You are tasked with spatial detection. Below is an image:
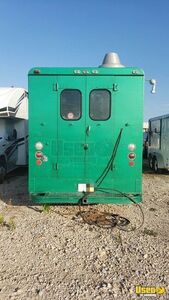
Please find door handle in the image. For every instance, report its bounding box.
[86,125,91,136]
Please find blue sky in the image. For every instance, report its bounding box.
[0,0,169,121]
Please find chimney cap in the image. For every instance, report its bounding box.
[100,52,124,68]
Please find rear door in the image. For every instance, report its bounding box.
[57,75,116,191]
[85,76,115,186]
[57,76,86,191]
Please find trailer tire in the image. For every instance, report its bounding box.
[148,155,154,170]
[153,157,159,173]
[0,157,7,184]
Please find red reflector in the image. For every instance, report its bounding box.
[36,159,42,166]
[129,161,135,167]
[35,151,43,159]
[128,152,136,160]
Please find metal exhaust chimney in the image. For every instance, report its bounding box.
[100,52,124,68]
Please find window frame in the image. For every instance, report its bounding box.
[89,89,111,121]
[60,89,82,121]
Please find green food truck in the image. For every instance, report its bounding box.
[28,53,144,204]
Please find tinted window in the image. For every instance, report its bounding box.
[90,89,111,120]
[61,89,82,120]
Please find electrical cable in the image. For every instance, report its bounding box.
[94,187,144,231]
[78,126,144,232]
[95,128,123,187]
[78,189,144,232]
[79,128,123,204]
[77,205,130,229]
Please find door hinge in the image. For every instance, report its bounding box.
[113,83,118,91]
[53,83,59,91]
[52,163,58,170]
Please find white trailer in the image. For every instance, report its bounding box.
[148,114,169,172]
[0,87,28,182]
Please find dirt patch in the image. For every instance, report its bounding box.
[0,167,168,299]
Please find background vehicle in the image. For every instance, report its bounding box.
[148,114,169,173]
[0,87,28,182]
[29,52,144,204]
[143,122,149,158]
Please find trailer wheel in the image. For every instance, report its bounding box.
[154,158,159,173]
[148,155,154,170]
[0,158,7,184]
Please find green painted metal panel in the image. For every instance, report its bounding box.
[29,67,144,76]
[28,67,144,204]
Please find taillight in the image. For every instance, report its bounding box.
[128,152,136,160]
[129,161,135,167]
[35,151,43,159]
[36,159,42,166]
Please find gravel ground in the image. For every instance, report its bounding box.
[0,164,168,300]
